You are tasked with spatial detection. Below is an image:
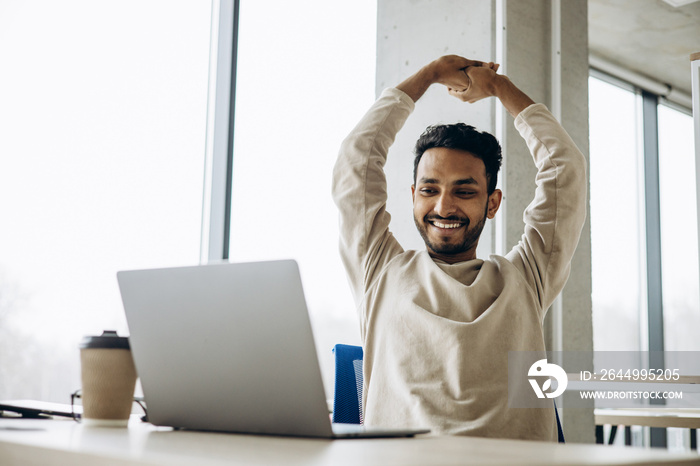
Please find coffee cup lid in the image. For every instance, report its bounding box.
[79,330,130,350]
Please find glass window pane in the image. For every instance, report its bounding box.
[658,104,699,351]
[0,1,211,402]
[588,76,644,352]
[229,0,377,394]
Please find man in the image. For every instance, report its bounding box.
[332,55,586,441]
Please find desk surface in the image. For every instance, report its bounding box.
[1,417,700,466]
[595,408,700,429]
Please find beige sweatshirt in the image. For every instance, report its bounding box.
[332,88,587,441]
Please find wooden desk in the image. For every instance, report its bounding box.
[595,408,700,448]
[2,417,700,466]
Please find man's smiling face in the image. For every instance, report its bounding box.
[411,147,502,264]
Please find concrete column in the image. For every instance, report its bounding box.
[377,0,593,443]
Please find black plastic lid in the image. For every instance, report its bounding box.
[79,330,130,350]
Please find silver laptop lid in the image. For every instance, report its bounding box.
[117,260,333,437]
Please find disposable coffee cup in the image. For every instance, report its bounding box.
[79,330,137,427]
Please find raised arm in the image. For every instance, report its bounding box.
[332,89,414,310]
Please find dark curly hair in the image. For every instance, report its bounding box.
[413,123,502,194]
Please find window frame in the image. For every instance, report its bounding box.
[201,0,240,263]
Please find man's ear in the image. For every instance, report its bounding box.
[487,189,502,219]
[411,185,416,203]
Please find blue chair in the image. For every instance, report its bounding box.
[332,344,364,424]
[332,343,565,442]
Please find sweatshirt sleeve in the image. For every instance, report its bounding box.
[332,88,415,307]
[505,103,587,316]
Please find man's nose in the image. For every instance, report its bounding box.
[434,193,456,217]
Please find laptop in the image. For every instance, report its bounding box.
[117,259,429,439]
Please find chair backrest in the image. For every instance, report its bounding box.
[331,342,565,442]
[332,344,363,424]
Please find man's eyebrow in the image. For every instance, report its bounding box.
[454,178,479,186]
[418,177,481,186]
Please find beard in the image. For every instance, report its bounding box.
[414,202,489,257]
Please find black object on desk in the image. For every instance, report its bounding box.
[0,400,78,419]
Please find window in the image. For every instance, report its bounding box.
[589,72,698,448]
[658,105,699,352]
[590,72,698,408]
[590,74,698,354]
[0,1,211,402]
[589,76,645,352]
[228,0,377,394]
[1,0,376,405]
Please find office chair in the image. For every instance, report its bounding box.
[332,344,364,424]
[331,343,565,442]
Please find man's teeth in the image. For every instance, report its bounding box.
[433,221,462,229]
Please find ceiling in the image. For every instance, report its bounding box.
[588,0,700,97]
